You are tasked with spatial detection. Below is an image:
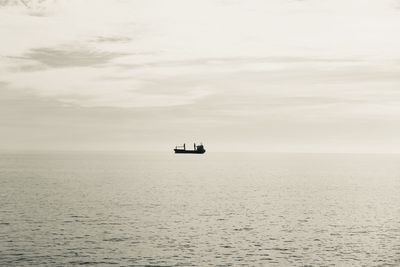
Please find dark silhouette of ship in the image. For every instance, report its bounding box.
[174,143,206,154]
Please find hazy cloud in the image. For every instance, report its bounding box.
[92,36,131,43]
[23,46,126,68]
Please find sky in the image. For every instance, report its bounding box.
[1,0,400,152]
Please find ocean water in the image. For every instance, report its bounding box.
[0,152,400,266]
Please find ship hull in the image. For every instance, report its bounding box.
[174,149,205,154]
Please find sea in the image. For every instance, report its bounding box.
[0,152,399,266]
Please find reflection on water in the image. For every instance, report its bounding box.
[0,152,400,266]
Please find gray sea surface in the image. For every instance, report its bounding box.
[1,152,400,266]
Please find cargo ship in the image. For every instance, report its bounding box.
[174,143,206,154]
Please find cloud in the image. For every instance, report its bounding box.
[5,63,213,108]
[24,46,126,68]
[115,56,361,71]
[92,36,131,44]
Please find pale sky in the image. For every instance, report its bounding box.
[1,0,400,152]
